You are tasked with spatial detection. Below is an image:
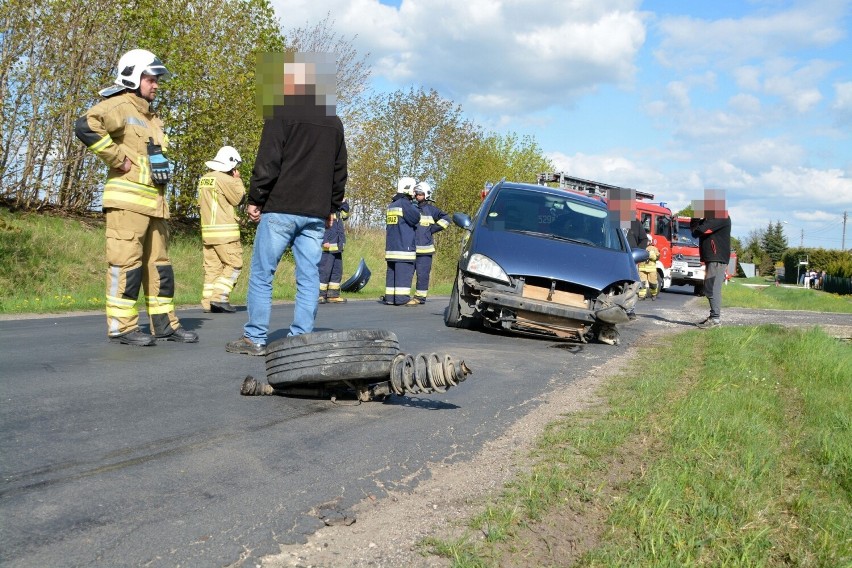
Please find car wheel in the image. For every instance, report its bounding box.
[265,329,400,387]
[444,271,478,329]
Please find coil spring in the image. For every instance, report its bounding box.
[388,353,471,396]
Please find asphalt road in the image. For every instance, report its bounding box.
[0,289,726,567]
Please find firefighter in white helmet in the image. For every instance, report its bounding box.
[412,181,451,303]
[383,177,421,305]
[199,146,246,313]
[75,49,197,345]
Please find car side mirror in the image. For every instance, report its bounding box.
[452,212,472,230]
[631,248,650,264]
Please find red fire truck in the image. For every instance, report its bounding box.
[535,173,674,290]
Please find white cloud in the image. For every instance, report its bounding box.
[272,0,647,113]
[654,1,847,69]
[832,81,852,125]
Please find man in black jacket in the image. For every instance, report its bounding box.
[690,189,732,329]
[227,52,347,356]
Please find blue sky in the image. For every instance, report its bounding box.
[271,0,852,249]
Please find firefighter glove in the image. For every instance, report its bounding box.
[147,137,171,185]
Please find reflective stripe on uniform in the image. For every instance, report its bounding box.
[201,224,240,240]
[385,286,411,295]
[89,134,113,154]
[385,250,416,261]
[105,295,138,318]
[416,245,436,254]
[138,154,150,185]
[146,296,174,315]
[103,178,160,209]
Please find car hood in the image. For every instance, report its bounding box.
[466,226,639,291]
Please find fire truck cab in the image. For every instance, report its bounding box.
[536,173,674,290]
[671,216,705,295]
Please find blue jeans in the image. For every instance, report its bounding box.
[244,213,325,344]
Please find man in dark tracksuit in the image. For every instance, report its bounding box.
[318,200,349,304]
[413,182,451,304]
[384,177,421,306]
[691,196,732,329]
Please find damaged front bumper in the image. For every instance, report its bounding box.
[465,276,639,340]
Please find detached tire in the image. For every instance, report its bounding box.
[265,329,399,387]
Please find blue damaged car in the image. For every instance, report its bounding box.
[445,180,648,345]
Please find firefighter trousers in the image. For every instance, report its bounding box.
[638,268,658,298]
[384,260,414,305]
[414,254,433,299]
[105,209,180,337]
[202,241,243,310]
[318,251,343,299]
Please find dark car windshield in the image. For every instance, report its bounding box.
[483,187,624,251]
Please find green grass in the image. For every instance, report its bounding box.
[0,208,460,314]
[424,327,852,567]
[725,278,852,313]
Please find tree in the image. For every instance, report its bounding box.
[440,132,553,218]
[761,220,788,264]
[346,87,479,226]
[740,228,765,265]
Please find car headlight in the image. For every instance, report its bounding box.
[466,253,510,284]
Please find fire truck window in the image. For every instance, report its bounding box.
[641,213,651,233]
[655,215,672,240]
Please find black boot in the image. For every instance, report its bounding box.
[109,329,156,346]
[151,314,199,343]
[210,301,236,313]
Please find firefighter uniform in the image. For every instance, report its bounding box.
[384,193,421,305]
[199,168,245,312]
[319,201,350,303]
[76,91,188,340]
[414,201,451,302]
[638,243,660,300]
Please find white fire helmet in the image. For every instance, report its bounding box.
[413,181,432,200]
[397,176,416,197]
[114,49,170,90]
[205,146,242,172]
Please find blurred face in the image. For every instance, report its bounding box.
[138,74,159,102]
[283,62,314,95]
[415,192,426,202]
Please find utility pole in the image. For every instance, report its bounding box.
[843,211,847,250]
[800,229,804,248]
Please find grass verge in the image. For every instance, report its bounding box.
[0,209,457,314]
[423,326,852,567]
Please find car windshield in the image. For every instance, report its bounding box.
[675,219,699,246]
[483,187,624,251]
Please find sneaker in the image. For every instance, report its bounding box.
[318,296,328,304]
[414,296,426,304]
[210,301,236,313]
[696,318,721,329]
[109,330,156,346]
[403,298,421,306]
[226,336,266,356]
[650,295,657,301]
[326,296,347,304]
[156,325,199,343]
